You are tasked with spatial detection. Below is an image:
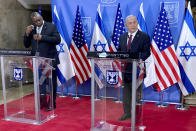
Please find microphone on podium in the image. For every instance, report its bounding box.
[30,25,34,30]
[35,25,40,57]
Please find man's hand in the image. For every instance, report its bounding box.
[25,25,34,36]
[33,34,42,40]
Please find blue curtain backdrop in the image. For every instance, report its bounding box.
[51,0,185,103]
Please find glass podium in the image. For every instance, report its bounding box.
[0,55,55,125]
[89,52,145,131]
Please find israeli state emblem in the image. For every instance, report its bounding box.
[14,68,23,81]
[106,70,119,85]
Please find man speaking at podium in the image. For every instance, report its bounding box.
[24,12,61,111]
[118,15,151,121]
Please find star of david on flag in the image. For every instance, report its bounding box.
[179,42,196,61]
[94,40,107,51]
[176,1,196,96]
[57,43,64,55]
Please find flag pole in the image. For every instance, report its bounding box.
[95,82,100,101]
[58,86,67,97]
[72,81,80,99]
[175,92,189,110]
[156,90,168,107]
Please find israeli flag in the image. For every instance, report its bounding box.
[137,2,157,87]
[52,5,75,87]
[90,4,109,52]
[176,2,196,96]
[90,4,109,88]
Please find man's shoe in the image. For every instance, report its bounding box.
[45,107,54,112]
[118,113,131,121]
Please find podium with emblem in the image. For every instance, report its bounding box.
[88,52,145,131]
[0,51,55,124]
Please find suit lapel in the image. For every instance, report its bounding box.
[132,31,140,45]
[41,22,47,35]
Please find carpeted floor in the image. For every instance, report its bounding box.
[0,96,196,131]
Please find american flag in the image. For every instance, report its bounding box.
[70,6,91,85]
[151,3,180,91]
[109,3,125,52]
[110,3,125,88]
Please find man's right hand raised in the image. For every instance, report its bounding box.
[25,25,34,36]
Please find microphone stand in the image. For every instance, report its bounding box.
[35,33,40,56]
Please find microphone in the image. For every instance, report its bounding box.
[30,25,34,30]
[35,25,40,57]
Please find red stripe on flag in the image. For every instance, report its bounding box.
[109,45,114,52]
[154,82,161,91]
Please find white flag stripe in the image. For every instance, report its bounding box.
[144,54,157,86]
[140,3,145,18]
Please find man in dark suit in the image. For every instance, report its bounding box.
[118,15,151,121]
[24,12,61,111]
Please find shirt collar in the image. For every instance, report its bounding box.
[128,29,138,38]
[36,21,44,34]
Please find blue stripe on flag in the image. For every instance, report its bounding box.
[178,61,195,94]
[138,12,147,34]
[185,9,196,37]
[95,64,105,80]
[57,67,66,84]
[96,8,107,38]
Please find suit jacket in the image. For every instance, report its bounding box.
[24,21,61,65]
[118,30,151,82]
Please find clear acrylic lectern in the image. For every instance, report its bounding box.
[1,55,54,125]
[88,52,146,131]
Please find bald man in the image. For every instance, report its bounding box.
[118,15,151,121]
[24,12,61,111]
